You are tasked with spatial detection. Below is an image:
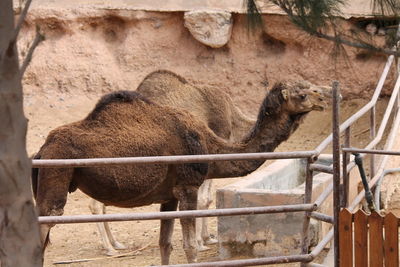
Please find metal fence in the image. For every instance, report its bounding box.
[33,54,400,266]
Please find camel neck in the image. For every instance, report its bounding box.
[206,112,307,179]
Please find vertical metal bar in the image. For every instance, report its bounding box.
[332,81,341,267]
[370,106,376,178]
[300,158,315,267]
[342,127,350,207]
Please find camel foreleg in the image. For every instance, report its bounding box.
[159,199,178,265]
[89,199,127,256]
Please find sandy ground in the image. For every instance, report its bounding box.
[18,3,395,266]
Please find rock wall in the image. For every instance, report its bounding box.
[20,8,396,117]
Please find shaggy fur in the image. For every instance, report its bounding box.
[33,82,329,264]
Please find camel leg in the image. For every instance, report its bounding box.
[39,224,52,248]
[197,180,217,250]
[159,199,178,265]
[196,180,211,251]
[89,199,125,256]
[173,186,198,263]
[104,215,127,250]
[35,167,73,252]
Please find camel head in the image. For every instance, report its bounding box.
[280,80,331,114]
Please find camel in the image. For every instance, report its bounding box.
[32,81,329,264]
[89,70,332,255]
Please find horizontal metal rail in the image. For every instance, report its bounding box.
[309,212,333,224]
[38,204,316,224]
[310,163,333,174]
[155,254,313,267]
[343,148,400,156]
[306,263,326,267]
[32,151,317,168]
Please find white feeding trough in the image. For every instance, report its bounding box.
[216,155,334,258]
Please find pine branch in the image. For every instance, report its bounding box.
[12,0,33,45]
[245,0,400,56]
[313,30,400,56]
[372,0,399,16]
[20,27,44,77]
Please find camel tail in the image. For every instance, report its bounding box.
[31,153,40,199]
[43,231,51,251]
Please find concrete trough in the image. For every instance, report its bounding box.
[216,155,334,259]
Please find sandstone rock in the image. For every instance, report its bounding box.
[184,10,232,48]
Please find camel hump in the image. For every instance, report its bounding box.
[139,69,188,86]
[87,90,151,120]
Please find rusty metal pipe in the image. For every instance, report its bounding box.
[32,151,317,168]
[331,81,341,267]
[343,148,400,156]
[309,212,333,224]
[309,163,333,174]
[155,254,313,267]
[38,204,316,224]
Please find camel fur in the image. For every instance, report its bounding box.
[91,70,332,255]
[32,81,329,264]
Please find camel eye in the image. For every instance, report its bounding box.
[300,94,307,100]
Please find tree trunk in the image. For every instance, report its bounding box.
[0,1,43,266]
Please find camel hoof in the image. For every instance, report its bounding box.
[113,241,127,250]
[106,249,119,256]
[198,244,210,252]
[204,237,218,245]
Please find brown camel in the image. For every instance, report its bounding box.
[32,81,328,264]
[90,70,332,255]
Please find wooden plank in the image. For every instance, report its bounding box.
[354,209,368,267]
[369,211,384,267]
[384,212,399,267]
[339,209,353,267]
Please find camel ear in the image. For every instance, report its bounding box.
[281,89,289,100]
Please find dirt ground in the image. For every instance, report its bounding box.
[19,3,396,267]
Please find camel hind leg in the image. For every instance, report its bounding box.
[196,179,217,251]
[159,199,179,265]
[89,199,127,256]
[173,185,198,263]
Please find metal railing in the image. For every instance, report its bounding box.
[33,54,399,266]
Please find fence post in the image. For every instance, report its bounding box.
[332,81,341,267]
[342,127,350,207]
